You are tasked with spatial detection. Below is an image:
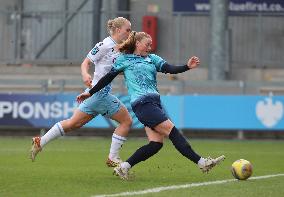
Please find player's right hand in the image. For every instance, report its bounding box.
[76,92,91,103]
[82,73,92,87]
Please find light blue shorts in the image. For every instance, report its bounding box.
[78,88,124,118]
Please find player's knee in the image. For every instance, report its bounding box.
[126,115,133,126]
[154,121,174,136]
[122,115,132,128]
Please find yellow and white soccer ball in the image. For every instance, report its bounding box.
[231,159,253,180]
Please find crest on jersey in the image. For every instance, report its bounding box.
[91,46,100,55]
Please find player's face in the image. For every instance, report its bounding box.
[117,21,132,43]
[136,37,152,56]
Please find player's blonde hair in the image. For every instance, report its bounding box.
[118,31,151,54]
[107,17,129,35]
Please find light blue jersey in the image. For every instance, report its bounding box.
[113,54,166,103]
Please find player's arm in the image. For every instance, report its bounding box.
[161,56,200,74]
[89,68,120,95]
[76,68,121,103]
[82,42,108,87]
[81,58,93,87]
[161,63,189,74]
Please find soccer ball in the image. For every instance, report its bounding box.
[231,159,253,180]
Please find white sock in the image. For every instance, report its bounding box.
[109,133,127,159]
[40,122,65,147]
[121,162,131,170]
[198,157,206,167]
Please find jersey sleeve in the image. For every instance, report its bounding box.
[112,55,128,71]
[86,42,108,64]
[149,54,167,72]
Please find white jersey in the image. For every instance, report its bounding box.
[87,36,120,92]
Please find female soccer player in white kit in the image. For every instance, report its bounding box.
[30,17,132,167]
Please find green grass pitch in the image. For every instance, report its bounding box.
[0,136,284,197]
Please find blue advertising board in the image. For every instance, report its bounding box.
[0,93,283,130]
[181,95,284,130]
[173,0,284,13]
[0,93,142,129]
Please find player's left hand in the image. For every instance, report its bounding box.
[76,92,91,103]
[187,56,200,69]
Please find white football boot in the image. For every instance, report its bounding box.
[199,155,226,173]
[113,163,131,180]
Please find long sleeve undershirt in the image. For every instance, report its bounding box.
[160,63,190,74]
[89,63,190,96]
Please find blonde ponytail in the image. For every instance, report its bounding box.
[118,31,151,54]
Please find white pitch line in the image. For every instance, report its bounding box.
[91,173,284,197]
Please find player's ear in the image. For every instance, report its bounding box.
[115,27,120,34]
[135,41,139,48]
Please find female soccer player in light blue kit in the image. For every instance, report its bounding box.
[30,17,132,167]
[77,31,225,180]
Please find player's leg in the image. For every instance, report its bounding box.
[30,94,97,162]
[154,119,201,163]
[114,127,164,180]
[154,119,225,173]
[103,94,132,167]
[113,96,166,177]
[107,105,132,167]
[41,109,93,147]
[125,127,164,167]
[30,109,94,161]
[131,97,202,165]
